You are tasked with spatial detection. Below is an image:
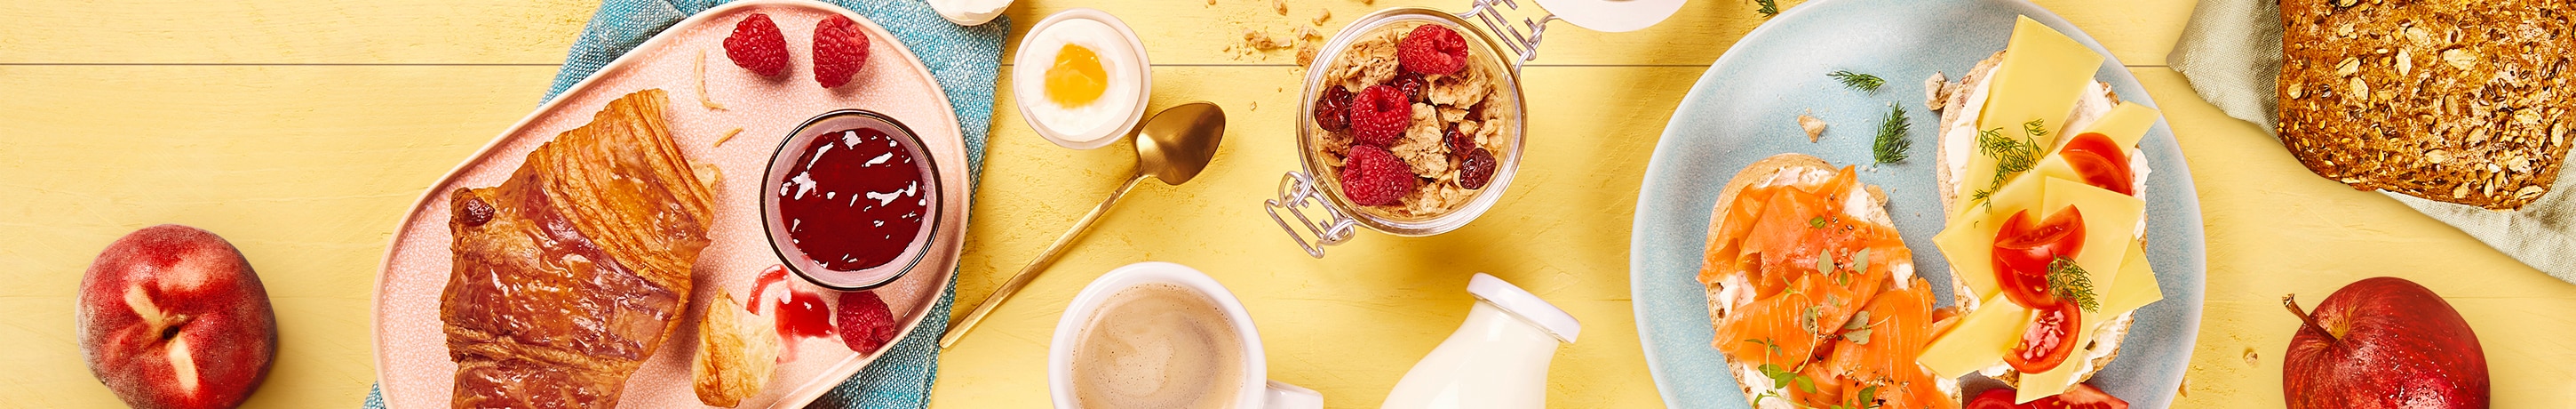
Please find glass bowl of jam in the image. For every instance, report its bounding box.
[761,110,944,291]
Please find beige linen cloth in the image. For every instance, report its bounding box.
[2167,0,2576,282]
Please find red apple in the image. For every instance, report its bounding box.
[2281,277,2487,409]
[76,224,276,409]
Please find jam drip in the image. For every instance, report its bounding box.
[751,266,838,362]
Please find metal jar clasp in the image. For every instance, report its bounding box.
[1264,172,1358,258]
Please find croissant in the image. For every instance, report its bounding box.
[439,89,715,408]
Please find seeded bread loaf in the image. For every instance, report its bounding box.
[2277,0,2572,210]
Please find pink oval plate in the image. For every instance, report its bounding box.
[370,1,968,407]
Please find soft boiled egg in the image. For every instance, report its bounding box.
[1013,10,1149,149]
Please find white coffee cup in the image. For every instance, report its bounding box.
[1048,261,1325,409]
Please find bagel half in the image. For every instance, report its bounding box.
[1700,153,1958,408]
[1928,51,2143,391]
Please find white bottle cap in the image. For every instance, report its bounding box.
[1467,273,1581,343]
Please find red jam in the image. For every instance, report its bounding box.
[775,126,931,271]
[751,266,837,347]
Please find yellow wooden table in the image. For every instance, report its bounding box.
[4,0,2572,407]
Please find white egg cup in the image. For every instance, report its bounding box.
[1011,8,1152,150]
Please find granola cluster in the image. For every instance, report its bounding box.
[1308,22,1514,219]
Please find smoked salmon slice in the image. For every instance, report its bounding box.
[1701,164,1955,408]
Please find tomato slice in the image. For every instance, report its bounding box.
[1963,384,2130,409]
[1991,207,2085,309]
[2059,132,2134,196]
[2042,383,2132,409]
[1966,389,2023,409]
[2005,301,2083,373]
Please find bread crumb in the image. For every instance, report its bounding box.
[1799,113,1828,142]
[1243,29,1292,51]
[713,127,744,148]
[1922,71,1949,111]
[1314,9,1332,25]
[1251,101,1259,111]
[696,51,727,111]
[1205,0,1215,5]
[1272,0,1288,15]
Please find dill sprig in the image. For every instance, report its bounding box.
[1755,0,1780,17]
[2047,257,2101,312]
[1970,124,2042,202]
[1829,70,1886,92]
[1872,104,1911,164]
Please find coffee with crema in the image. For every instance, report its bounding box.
[1069,283,1245,409]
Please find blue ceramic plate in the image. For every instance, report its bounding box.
[1628,0,2205,407]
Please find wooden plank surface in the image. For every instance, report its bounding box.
[4,0,2571,408]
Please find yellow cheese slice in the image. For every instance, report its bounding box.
[1933,172,2048,301]
[2071,101,2161,148]
[1916,294,2027,379]
[2029,101,2161,206]
[2039,176,2141,307]
[2031,152,2083,188]
[1957,16,2105,208]
[2099,238,2163,318]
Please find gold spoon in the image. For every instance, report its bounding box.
[939,101,1227,349]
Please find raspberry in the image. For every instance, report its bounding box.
[1340,145,1416,206]
[813,15,872,89]
[1347,85,1411,148]
[1459,148,1498,189]
[723,13,790,77]
[836,290,900,355]
[1313,85,1355,132]
[1391,71,1427,101]
[1397,25,1469,76]
[1444,127,1475,157]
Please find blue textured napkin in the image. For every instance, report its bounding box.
[363,0,1003,407]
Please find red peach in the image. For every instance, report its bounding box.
[77,224,276,409]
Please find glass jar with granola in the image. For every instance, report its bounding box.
[1268,4,1537,257]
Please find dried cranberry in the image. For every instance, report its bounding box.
[1444,127,1475,157]
[1391,72,1427,101]
[1459,148,1497,189]
[1313,85,1356,132]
